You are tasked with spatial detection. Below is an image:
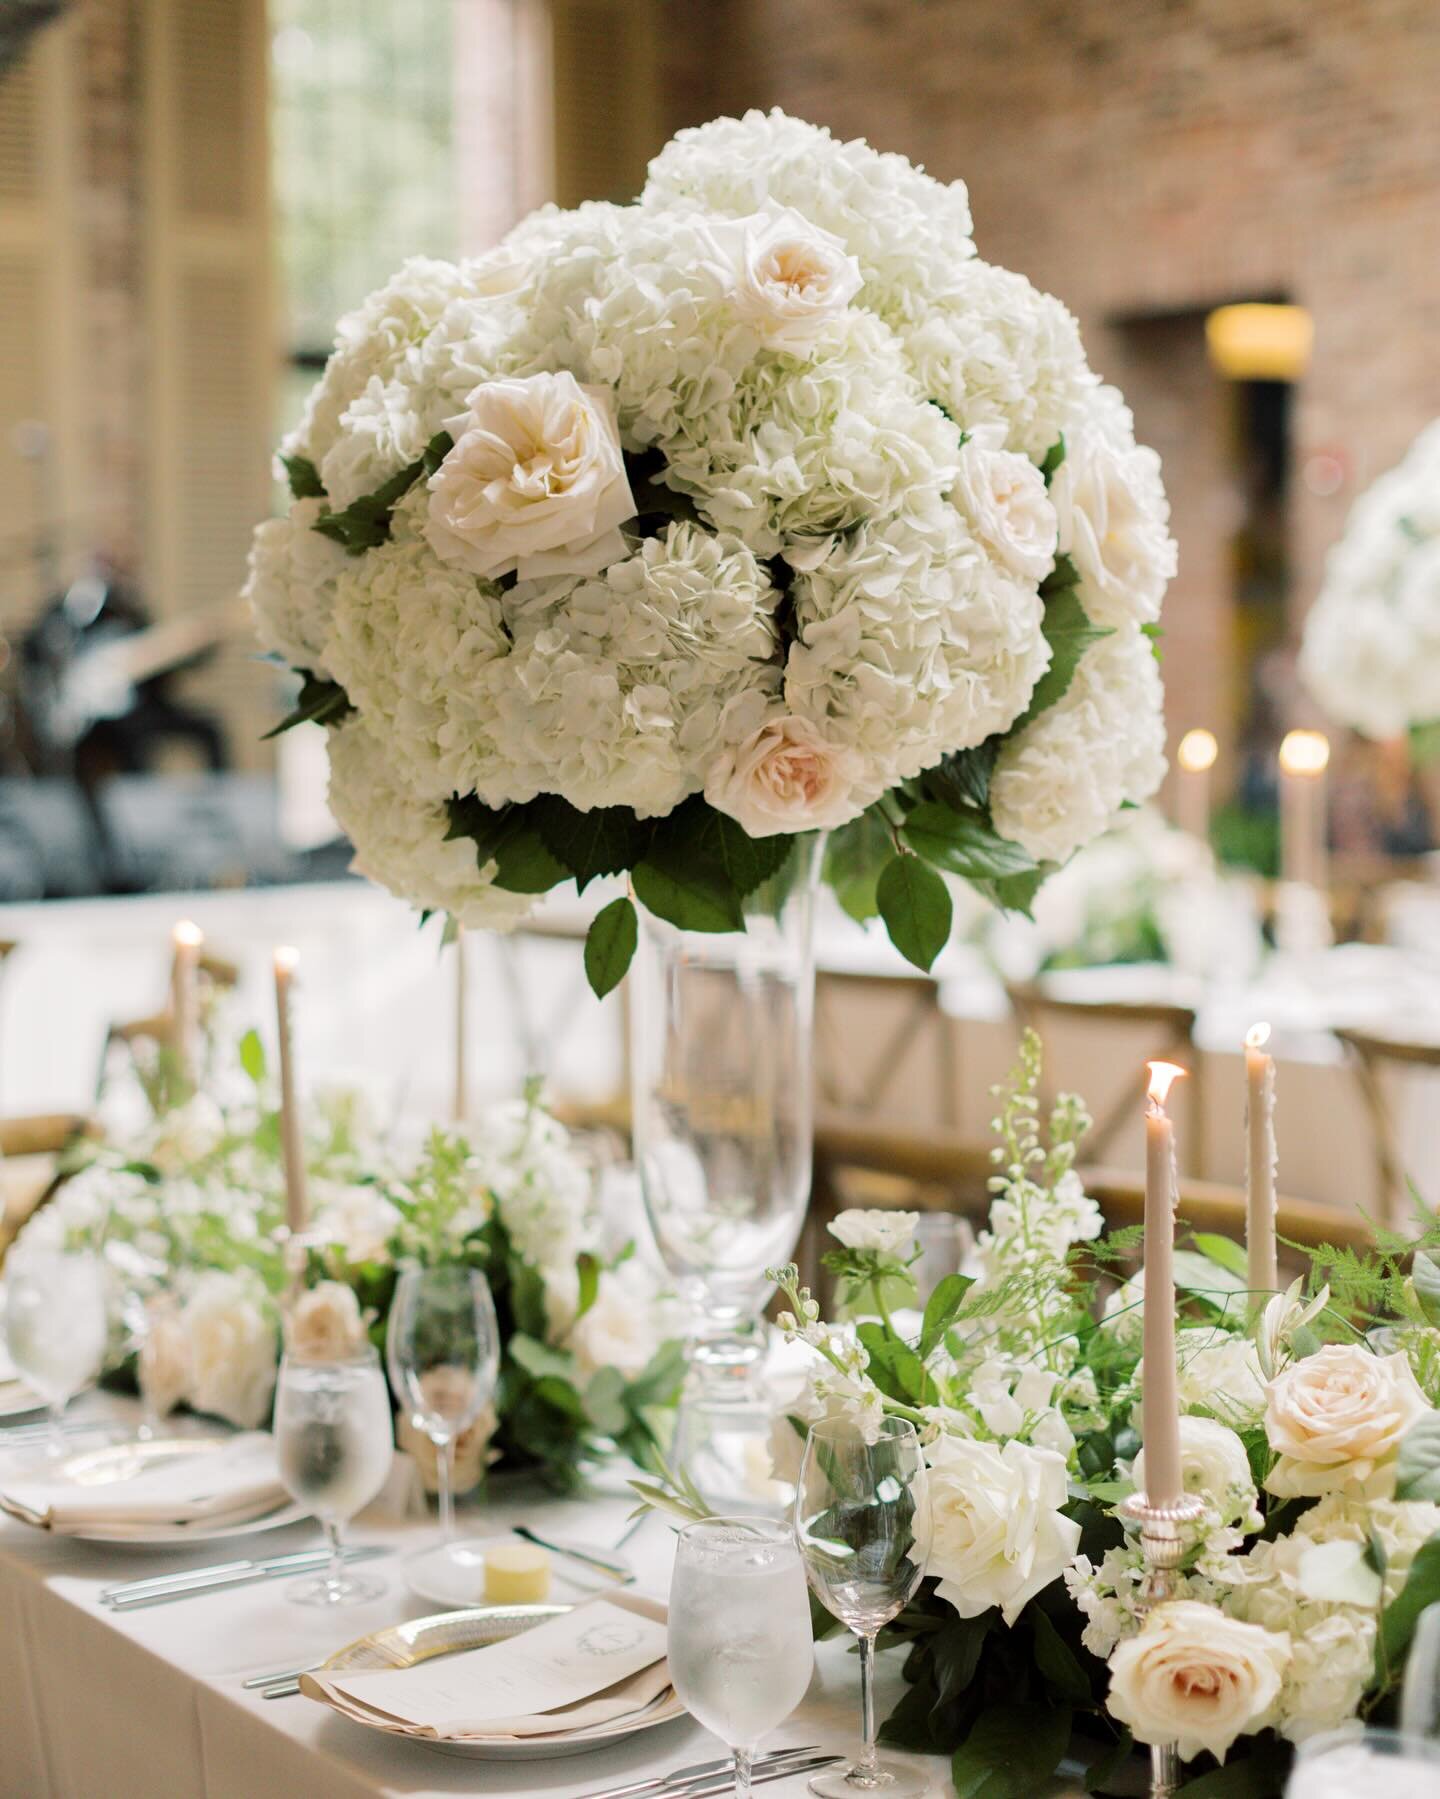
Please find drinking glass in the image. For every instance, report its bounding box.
[668,1516,814,1799]
[1401,1601,1440,1739]
[385,1262,499,1555]
[273,1345,392,1606]
[795,1418,930,1797]
[1287,1725,1440,1797]
[3,1246,109,1456]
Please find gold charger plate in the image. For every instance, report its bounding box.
[305,1597,686,1762]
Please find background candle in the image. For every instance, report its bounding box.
[1142,1060,1187,1510]
[273,945,307,1235]
[1278,728,1330,889]
[170,920,203,1088]
[1245,1023,1279,1299]
[1174,728,1217,845]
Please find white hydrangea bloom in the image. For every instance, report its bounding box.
[324,716,534,931]
[242,499,350,674]
[990,625,1167,865]
[1300,419,1440,737]
[467,1099,593,1276]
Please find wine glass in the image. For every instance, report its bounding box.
[273,1344,392,1606]
[1401,1602,1440,1739]
[1286,1725,1440,1796]
[668,1516,814,1799]
[3,1245,109,1458]
[795,1417,930,1797]
[384,1262,499,1564]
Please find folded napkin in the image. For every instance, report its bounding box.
[0,1433,286,1533]
[301,1592,674,1742]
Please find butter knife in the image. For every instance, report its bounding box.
[103,1545,388,1609]
[512,1524,633,1582]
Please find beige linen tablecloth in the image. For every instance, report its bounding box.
[0,1396,953,1799]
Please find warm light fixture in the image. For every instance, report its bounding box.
[1205,303,1314,381]
[1278,729,1330,778]
[1146,1061,1188,1108]
[1176,728,1218,774]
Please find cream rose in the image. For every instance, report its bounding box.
[1134,1415,1262,1532]
[704,714,864,837]
[181,1272,277,1430]
[285,1281,370,1363]
[827,1209,919,1256]
[424,371,636,581]
[137,1298,190,1423]
[951,426,1058,583]
[921,1435,1081,1625]
[1050,399,1177,627]
[1107,1601,1289,1763]
[720,205,863,352]
[1264,1344,1431,1499]
[396,1366,498,1497]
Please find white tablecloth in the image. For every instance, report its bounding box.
[0,1399,954,1799]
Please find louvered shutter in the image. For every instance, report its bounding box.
[142,0,274,767]
[549,0,660,207]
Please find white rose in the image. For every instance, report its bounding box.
[397,1396,498,1497]
[181,1272,277,1430]
[424,371,636,581]
[921,1435,1081,1625]
[1134,1415,1262,1532]
[568,1264,682,1382]
[312,1181,401,1267]
[1106,1601,1289,1763]
[1264,1344,1431,1499]
[719,204,863,352]
[285,1281,370,1363]
[827,1209,919,1256]
[137,1298,190,1422]
[950,426,1057,583]
[704,713,865,837]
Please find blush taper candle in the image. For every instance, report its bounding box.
[1142,1060,1187,1510]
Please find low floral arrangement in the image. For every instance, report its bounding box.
[1301,418,1440,743]
[246,109,1175,994]
[16,1038,682,1491]
[645,1032,1440,1797]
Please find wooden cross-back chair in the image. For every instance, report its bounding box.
[1332,1025,1440,1230]
[814,969,957,1128]
[0,1112,97,1257]
[1006,979,1206,1177]
[96,946,241,1099]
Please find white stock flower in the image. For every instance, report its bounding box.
[719,204,863,351]
[1264,1343,1431,1499]
[1133,1415,1262,1532]
[425,372,636,581]
[950,426,1057,583]
[285,1281,370,1362]
[768,1357,887,1487]
[705,713,865,837]
[181,1272,277,1430]
[470,1099,592,1276]
[1106,1601,1289,1763]
[1174,1326,1268,1427]
[826,1209,919,1256]
[242,499,350,674]
[921,1435,1080,1625]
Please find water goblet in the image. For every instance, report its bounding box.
[1400,1601,1440,1739]
[668,1516,814,1799]
[3,1245,109,1458]
[273,1344,393,1606]
[795,1417,930,1797]
[1287,1725,1440,1796]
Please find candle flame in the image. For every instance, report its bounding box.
[173,919,203,948]
[274,945,300,975]
[1278,728,1330,777]
[1176,728,1218,774]
[1245,1022,1272,1051]
[1146,1060,1188,1107]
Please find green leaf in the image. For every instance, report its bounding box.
[1396,1415,1440,1503]
[575,1251,601,1323]
[1172,1249,1249,1298]
[310,431,453,554]
[653,797,795,898]
[443,795,518,858]
[951,1704,1071,1798]
[877,854,952,972]
[531,796,650,890]
[1176,1743,1291,1795]
[633,855,743,934]
[583,898,638,999]
[623,1339,686,1410]
[1013,586,1113,731]
[1030,1607,1091,1706]
[971,864,1048,918]
[1082,1728,1133,1794]
[1377,1531,1440,1677]
[919,1273,975,1359]
[238,1028,266,1085]
[583,1365,629,1437]
[508,1334,575,1384]
[261,671,352,738]
[824,806,894,924]
[491,824,568,894]
[901,802,1037,882]
[921,743,998,814]
[929,1614,989,1710]
[1192,1233,1250,1280]
[855,1322,931,1405]
[281,453,324,500]
[1413,1250,1440,1327]
[533,1374,586,1420]
[1039,436,1066,484]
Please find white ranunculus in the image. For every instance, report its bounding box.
[568,1263,682,1382]
[719,204,863,352]
[137,1298,190,1422]
[705,713,865,837]
[1106,1601,1289,1763]
[921,1434,1081,1625]
[285,1281,370,1363]
[1264,1344,1431,1499]
[424,371,636,581]
[1134,1415,1262,1532]
[950,426,1057,583]
[181,1272,277,1430]
[827,1209,919,1256]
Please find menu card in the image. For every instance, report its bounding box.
[1,1433,285,1532]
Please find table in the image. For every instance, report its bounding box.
[0,1399,952,1799]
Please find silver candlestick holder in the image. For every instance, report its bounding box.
[1118,1491,1208,1799]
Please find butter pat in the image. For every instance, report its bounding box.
[483,1539,551,1604]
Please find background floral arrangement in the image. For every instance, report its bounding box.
[672,1033,1440,1798]
[246,109,1176,994]
[1301,418,1440,743]
[13,1040,682,1491]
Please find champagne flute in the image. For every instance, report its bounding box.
[668,1516,814,1799]
[3,1246,109,1458]
[273,1344,392,1606]
[384,1262,499,1563]
[795,1417,930,1797]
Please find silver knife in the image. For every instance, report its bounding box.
[513,1524,633,1582]
[104,1546,388,1609]
[579,1756,841,1799]
[578,1746,825,1799]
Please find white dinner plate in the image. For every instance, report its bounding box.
[403,1534,619,1610]
[0,1380,45,1420]
[302,1597,686,1761]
